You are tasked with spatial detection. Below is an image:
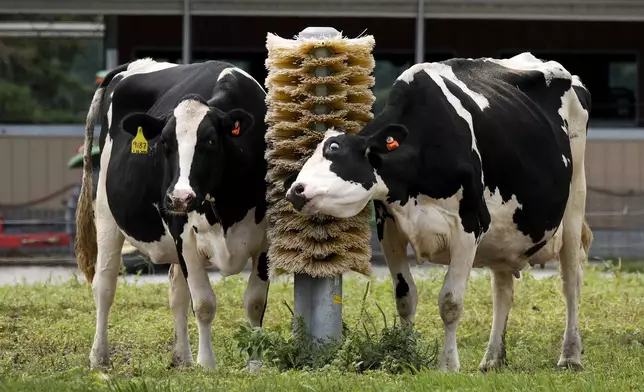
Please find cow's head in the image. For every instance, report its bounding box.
[285,125,408,218]
[121,94,254,214]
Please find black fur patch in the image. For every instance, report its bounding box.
[395,273,409,299]
[524,240,546,257]
[257,252,269,282]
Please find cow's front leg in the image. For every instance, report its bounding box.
[180,239,217,369]
[169,263,194,368]
[438,231,477,372]
[379,215,416,325]
[479,270,515,372]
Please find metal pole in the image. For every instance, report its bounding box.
[293,26,343,346]
[104,15,118,70]
[415,0,425,64]
[182,0,191,64]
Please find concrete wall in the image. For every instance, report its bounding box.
[0,136,84,210]
[586,139,644,230]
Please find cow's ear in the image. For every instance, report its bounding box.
[221,108,255,137]
[121,112,167,140]
[365,124,409,155]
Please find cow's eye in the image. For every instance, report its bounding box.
[328,142,339,151]
[208,139,214,145]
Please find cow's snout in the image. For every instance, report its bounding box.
[286,183,308,211]
[168,189,196,212]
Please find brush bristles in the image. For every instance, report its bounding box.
[264,32,376,279]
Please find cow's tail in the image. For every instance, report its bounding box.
[75,87,102,283]
[76,62,130,284]
[580,218,593,259]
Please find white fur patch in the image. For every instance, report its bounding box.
[122,58,178,81]
[397,63,490,111]
[173,99,210,193]
[571,75,585,89]
[189,207,266,276]
[107,98,113,129]
[386,192,463,266]
[484,52,571,86]
[218,67,266,94]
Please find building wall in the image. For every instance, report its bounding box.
[586,139,644,230]
[0,136,84,210]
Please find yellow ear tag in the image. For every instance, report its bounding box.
[131,126,148,154]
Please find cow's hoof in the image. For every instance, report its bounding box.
[438,358,460,372]
[197,358,217,369]
[169,356,194,370]
[479,357,505,373]
[247,359,263,373]
[557,358,584,371]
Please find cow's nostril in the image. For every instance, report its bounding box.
[293,183,305,196]
[184,193,194,203]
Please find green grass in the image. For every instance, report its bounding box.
[0,266,642,391]
[594,258,644,274]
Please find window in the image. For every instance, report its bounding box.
[0,36,103,124]
[609,61,638,120]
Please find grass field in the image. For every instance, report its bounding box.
[0,266,642,391]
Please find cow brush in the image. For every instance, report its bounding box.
[264,32,376,279]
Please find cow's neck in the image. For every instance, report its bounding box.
[207,144,262,229]
[371,170,390,201]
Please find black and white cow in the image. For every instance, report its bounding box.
[284,53,593,371]
[75,58,269,369]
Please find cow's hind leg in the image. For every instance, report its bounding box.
[557,185,586,370]
[243,251,270,371]
[379,214,416,325]
[169,264,194,368]
[89,205,125,369]
[479,270,515,372]
[244,252,270,328]
[438,231,477,372]
[557,90,589,370]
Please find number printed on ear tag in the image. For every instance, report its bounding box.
[131,126,148,154]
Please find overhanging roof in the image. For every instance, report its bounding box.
[0,21,104,37]
[2,0,644,21]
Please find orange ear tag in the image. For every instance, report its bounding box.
[231,121,240,136]
[386,136,399,151]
